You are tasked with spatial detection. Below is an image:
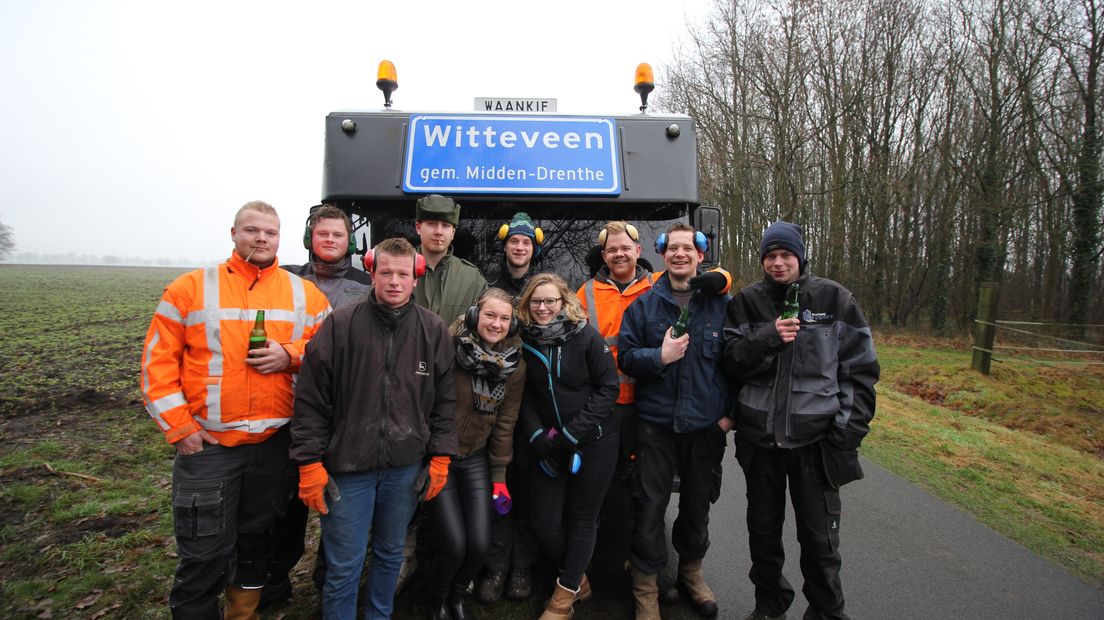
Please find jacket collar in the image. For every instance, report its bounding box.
[595,264,651,290]
[227,250,280,282]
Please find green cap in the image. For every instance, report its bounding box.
[415,195,461,226]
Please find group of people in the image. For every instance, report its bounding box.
[141,196,879,620]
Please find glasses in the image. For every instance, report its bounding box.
[529,297,562,308]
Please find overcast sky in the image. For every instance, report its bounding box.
[1,0,712,265]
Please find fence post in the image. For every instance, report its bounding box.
[971,282,999,375]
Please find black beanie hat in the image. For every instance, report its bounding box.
[759,220,806,268]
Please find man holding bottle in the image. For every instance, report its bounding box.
[140,200,331,619]
[722,220,880,620]
[618,223,732,619]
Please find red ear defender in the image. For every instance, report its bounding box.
[363,250,427,278]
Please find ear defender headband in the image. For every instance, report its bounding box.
[655,230,709,254]
[303,214,358,256]
[362,249,427,278]
[464,300,519,338]
[597,223,640,247]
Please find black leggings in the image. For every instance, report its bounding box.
[427,449,493,600]
[528,430,619,591]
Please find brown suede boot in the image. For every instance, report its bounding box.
[632,569,661,620]
[677,559,718,617]
[575,573,592,603]
[538,578,577,620]
[224,586,261,620]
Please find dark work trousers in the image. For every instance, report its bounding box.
[630,419,726,575]
[266,465,307,581]
[169,426,290,620]
[736,439,848,620]
[484,431,540,574]
[528,429,618,591]
[427,449,493,601]
[593,403,638,574]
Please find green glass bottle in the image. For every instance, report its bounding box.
[248,310,267,350]
[671,305,691,338]
[781,283,800,320]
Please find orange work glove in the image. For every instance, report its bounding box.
[423,456,451,502]
[298,462,330,515]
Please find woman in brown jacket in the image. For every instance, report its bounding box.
[427,287,526,620]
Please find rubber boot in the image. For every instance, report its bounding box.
[632,570,661,620]
[224,586,261,620]
[677,558,718,617]
[538,578,577,620]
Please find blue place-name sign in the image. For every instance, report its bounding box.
[403,115,621,195]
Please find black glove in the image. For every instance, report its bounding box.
[531,430,556,459]
[689,271,727,295]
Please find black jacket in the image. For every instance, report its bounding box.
[519,324,619,448]
[290,290,458,473]
[722,273,879,452]
[282,257,373,310]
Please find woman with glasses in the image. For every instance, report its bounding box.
[516,273,620,620]
[427,288,526,620]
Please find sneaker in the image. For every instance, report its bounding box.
[505,567,532,601]
[476,571,506,604]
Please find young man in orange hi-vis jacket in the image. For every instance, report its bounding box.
[141,200,331,620]
[577,220,731,596]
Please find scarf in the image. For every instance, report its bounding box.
[521,314,587,347]
[455,331,521,414]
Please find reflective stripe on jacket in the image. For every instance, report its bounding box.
[577,266,655,405]
[141,251,331,446]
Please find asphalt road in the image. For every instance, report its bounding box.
[582,455,1104,619]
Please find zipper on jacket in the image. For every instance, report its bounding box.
[523,343,566,431]
[379,324,396,470]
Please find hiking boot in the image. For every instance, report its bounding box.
[476,570,507,604]
[506,566,532,601]
[632,569,661,620]
[538,578,577,620]
[657,571,679,605]
[223,586,261,620]
[677,559,718,617]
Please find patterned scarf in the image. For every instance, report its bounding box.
[455,332,521,414]
[521,314,587,347]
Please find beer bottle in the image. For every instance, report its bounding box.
[671,305,691,338]
[248,310,267,350]
[781,283,800,320]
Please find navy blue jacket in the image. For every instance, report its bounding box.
[618,273,731,433]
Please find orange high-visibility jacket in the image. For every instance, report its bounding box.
[578,266,732,405]
[578,268,657,405]
[141,252,332,446]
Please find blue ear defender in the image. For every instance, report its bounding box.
[655,231,709,254]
